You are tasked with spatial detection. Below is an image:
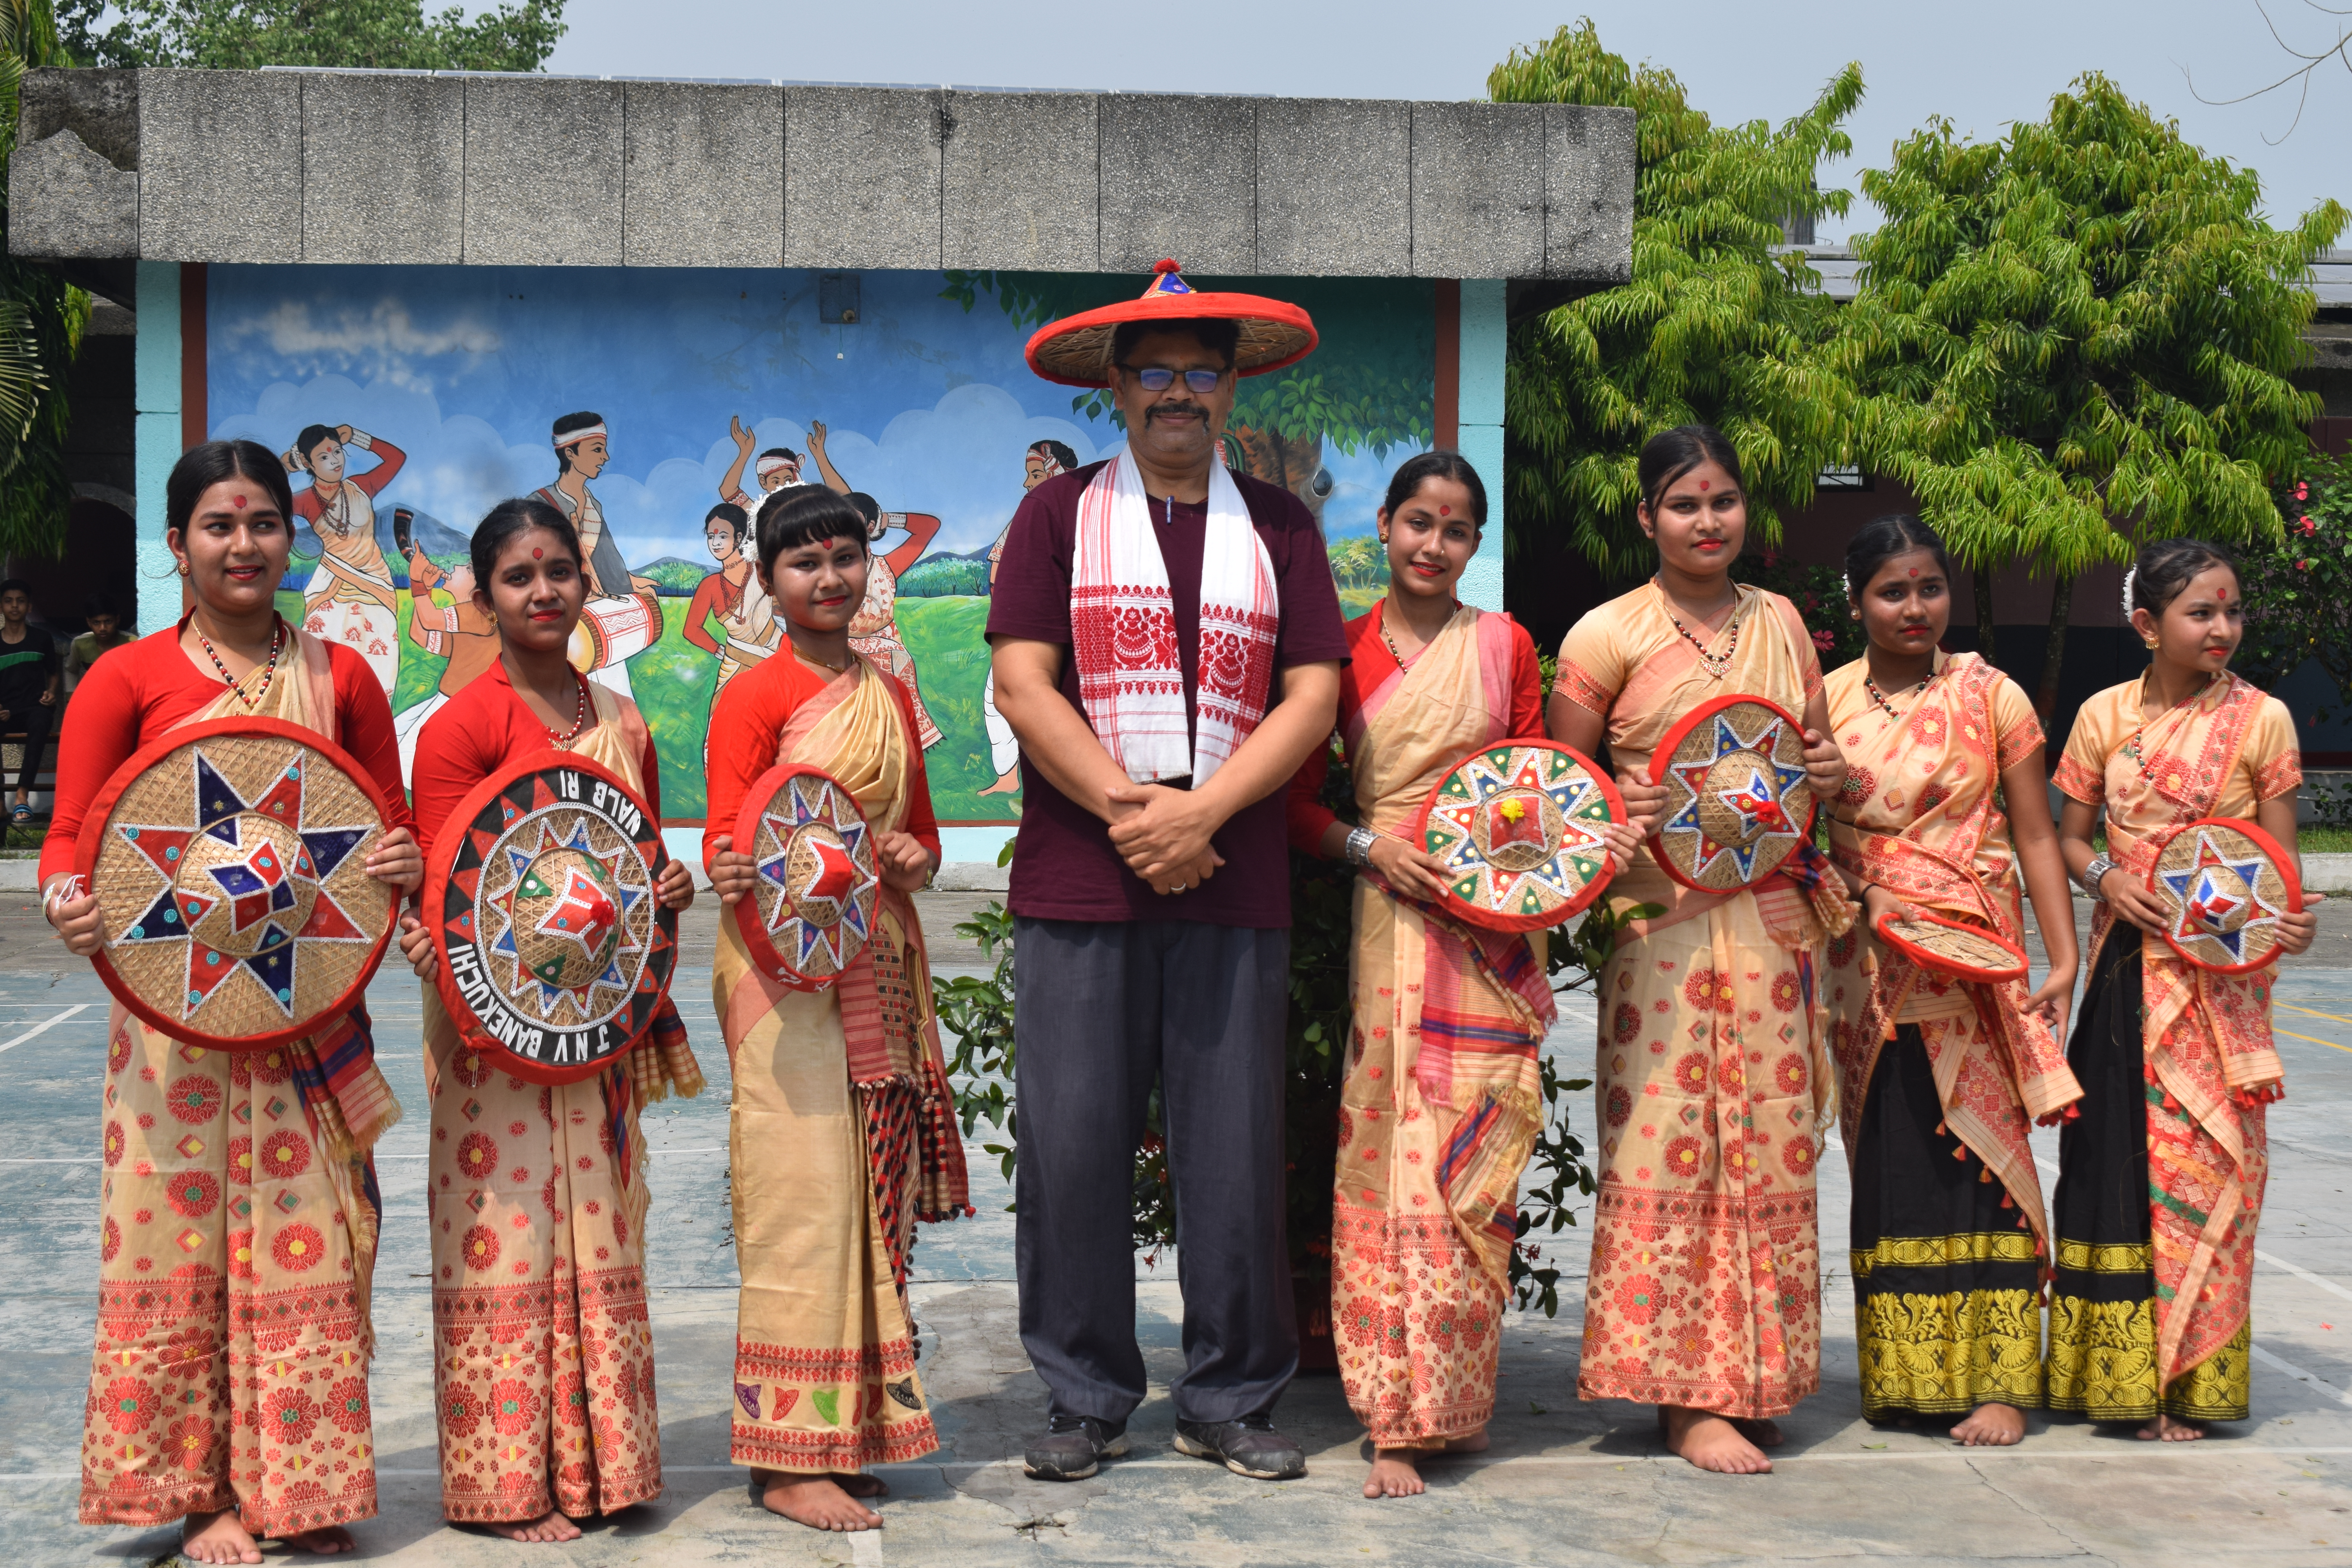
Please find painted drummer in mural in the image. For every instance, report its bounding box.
[397,496,701,1542]
[42,440,423,1564]
[393,550,502,784]
[1548,424,1852,1475]
[532,412,662,699]
[805,420,945,749]
[978,438,1078,798]
[1286,451,1649,1498]
[284,423,407,699]
[702,483,968,1534]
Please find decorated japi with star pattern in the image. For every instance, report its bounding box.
[1553,583,1853,1418]
[79,628,401,1537]
[2048,673,2301,1419]
[707,652,967,1477]
[414,680,701,1523]
[1296,605,1552,1447]
[1822,649,2081,1418]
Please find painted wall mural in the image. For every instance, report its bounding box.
[205,265,1438,826]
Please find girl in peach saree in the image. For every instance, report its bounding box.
[2052,538,2318,1439]
[1820,515,2082,1446]
[706,486,968,1533]
[1547,426,1851,1475]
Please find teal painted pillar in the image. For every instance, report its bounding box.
[1454,279,1506,612]
[133,261,183,635]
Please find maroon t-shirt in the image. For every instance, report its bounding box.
[985,460,1348,927]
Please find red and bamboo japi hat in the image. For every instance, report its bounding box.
[1024,260,1319,388]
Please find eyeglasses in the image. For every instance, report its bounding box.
[1121,365,1225,394]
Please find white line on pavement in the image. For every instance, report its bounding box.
[0,1003,89,1054]
[2251,1345,2352,1408]
[2256,1248,2352,1307]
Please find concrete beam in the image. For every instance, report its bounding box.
[10,69,1639,285]
[622,80,782,269]
[463,75,624,267]
[302,72,463,265]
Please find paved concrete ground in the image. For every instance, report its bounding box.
[7,898,2352,1565]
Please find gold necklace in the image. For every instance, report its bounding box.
[794,641,848,674]
[1378,597,1457,668]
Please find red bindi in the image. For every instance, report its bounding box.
[230,495,246,509]
[1907,567,1918,577]
[1697,479,1709,491]
[532,547,544,559]
[1438,505,1450,516]
[2216,586,2229,600]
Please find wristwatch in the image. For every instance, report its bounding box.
[1344,826,1378,867]
[2078,854,2116,898]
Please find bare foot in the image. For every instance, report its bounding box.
[832,1472,889,1499]
[282,1524,359,1554]
[1365,1449,1425,1498]
[1732,1417,1785,1448]
[481,1509,584,1543]
[760,1472,883,1532]
[1951,1403,2027,1446]
[977,771,1021,797]
[1661,1406,1773,1474]
[2137,1412,2207,1442]
[1439,1430,1490,1455]
[181,1511,263,1566]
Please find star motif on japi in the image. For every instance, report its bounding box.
[2158,832,2283,962]
[757,777,877,972]
[486,817,644,1015]
[1428,746,1608,916]
[1662,710,1810,884]
[114,748,373,1020]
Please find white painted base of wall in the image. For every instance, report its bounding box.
[2301,853,2352,895]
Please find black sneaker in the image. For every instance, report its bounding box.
[1023,1413,1129,1481]
[1173,1412,1306,1479]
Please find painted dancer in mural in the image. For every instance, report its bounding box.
[2050,537,2319,1439]
[392,550,501,784]
[978,439,1077,798]
[42,441,421,1564]
[397,497,700,1540]
[1821,515,2083,1446]
[682,502,780,694]
[285,424,407,699]
[806,420,944,750]
[991,261,1344,1485]
[717,413,802,514]
[1548,425,1852,1475]
[703,485,968,1533]
[532,412,662,701]
[1287,453,1647,1498]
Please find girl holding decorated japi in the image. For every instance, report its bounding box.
[2051,537,2318,1439]
[44,442,422,1564]
[704,485,969,1534]
[398,497,700,1541]
[1286,454,1646,1499]
[1547,425,1852,1475]
[1821,515,2083,1446]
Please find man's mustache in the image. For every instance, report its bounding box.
[1144,402,1207,423]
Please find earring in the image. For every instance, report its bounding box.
[1848,607,1861,621]
[176,563,190,577]
[2142,636,2159,650]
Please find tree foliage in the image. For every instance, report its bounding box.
[60,0,566,70]
[0,0,88,559]
[1488,21,1861,577]
[1839,73,2348,702]
[2238,456,2352,724]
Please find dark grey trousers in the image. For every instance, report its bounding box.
[1012,916,1298,1425]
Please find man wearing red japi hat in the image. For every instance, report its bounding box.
[989,262,1347,1483]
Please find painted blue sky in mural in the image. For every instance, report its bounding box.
[206,265,1401,572]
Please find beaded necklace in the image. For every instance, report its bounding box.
[195,615,285,707]
[546,670,591,745]
[1653,577,1742,679]
[2119,670,2220,772]
[1863,670,1933,724]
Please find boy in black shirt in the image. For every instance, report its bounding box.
[0,580,60,820]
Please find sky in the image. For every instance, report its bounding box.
[540,0,2352,240]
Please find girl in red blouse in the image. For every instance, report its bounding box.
[703,485,967,1535]
[396,498,698,1542]
[42,441,421,1565]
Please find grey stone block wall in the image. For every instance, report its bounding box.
[941,91,1097,272]
[785,85,941,270]
[623,80,782,269]
[138,70,302,265]
[462,75,624,267]
[11,68,1640,284]
[302,72,463,265]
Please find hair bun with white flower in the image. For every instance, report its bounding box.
[2120,566,2138,619]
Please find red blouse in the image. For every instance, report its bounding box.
[39,622,407,886]
[702,653,941,872]
[408,661,663,863]
[1287,608,1545,853]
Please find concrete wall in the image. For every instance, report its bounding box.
[10,69,1636,287]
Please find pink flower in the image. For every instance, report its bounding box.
[2296,482,2310,501]
[2302,516,2318,536]
[1811,629,1835,652]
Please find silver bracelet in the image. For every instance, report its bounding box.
[2078,854,2115,897]
[1343,825,1378,867]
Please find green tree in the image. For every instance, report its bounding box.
[59,0,565,70]
[0,0,88,559]
[1488,20,1862,577]
[2238,457,2352,724]
[1840,73,2348,712]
